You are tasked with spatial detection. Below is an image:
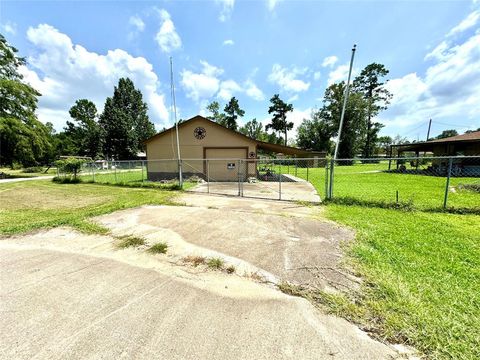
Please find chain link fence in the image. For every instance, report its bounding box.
[57,156,480,211]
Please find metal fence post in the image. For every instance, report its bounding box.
[443,157,453,209]
[324,161,329,200]
[207,159,210,194]
[279,161,282,200]
[238,160,241,196]
[114,162,117,183]
[307,163,309,182]
[295,159,298,176]
[141,160,145,183]
[328,159,335,199]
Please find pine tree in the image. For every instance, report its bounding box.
[223,97,244,131]
[266,94,294,146]
[99,78,155,159]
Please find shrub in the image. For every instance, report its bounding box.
[147,242,168,254]
[207,257,224,270]
[56,158,86,179]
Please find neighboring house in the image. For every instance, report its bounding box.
[391,130,480,175]
[143,115,323,181]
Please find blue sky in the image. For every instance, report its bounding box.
[1,0,480,141]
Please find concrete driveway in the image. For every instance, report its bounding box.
[189,176,320,202]
[0,194,402,359]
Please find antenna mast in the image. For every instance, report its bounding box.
[170,56,183,187]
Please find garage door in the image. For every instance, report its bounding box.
[205,148,247,182]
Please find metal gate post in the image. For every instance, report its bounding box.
[114,162,117,183]
[443,157,453,209]
[141,160,144,183]
[307,163,309,182]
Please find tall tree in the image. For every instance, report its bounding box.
[99,78,155,159]
[296,109,334,153]
[0,34,52,166]
[206,101,227,126]
[223,97,244,131]
[317,82,368,159]
[66,99,103,159]
[266,94,294,146]
[239,118,264,140]
[353,63,392,157]
[435,129,458,139]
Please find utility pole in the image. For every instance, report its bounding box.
[333,44,357,160]
[426,118,432,141]
[170,57,183,187]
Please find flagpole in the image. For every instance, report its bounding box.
[333,44,357,160]
[170,56,183,187]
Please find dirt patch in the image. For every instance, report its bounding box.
[0,183,111,210]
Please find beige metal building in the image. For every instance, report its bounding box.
[144,115,322,181]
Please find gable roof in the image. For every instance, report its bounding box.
[391,130,480,153]
[427,130,480,143]
[143,115,255,145]
[144,115,322,156]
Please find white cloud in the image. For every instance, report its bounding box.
[446,10,480,37]
[1,21,17,35]
[267,0,281,11]
[327,64,352,85]
[381,30,480,131]
[218,79,242,101]
[181,61,264,102]
[313,71,321,80]
[129,15,145,32]
[223,39,234,46]
[287,94,299,102]
[155,9,182,53]
[288,107,312,138]
[424,40,449,61]
[217,0,235,22]
[128,15,145,41]
[22,24,169,130]
[268,64,310,92]
[321,55,338,68]
[181,61,223,101]
[244,79,265,101]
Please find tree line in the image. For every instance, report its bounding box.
[3,33,471,167]
[0,35,155,167]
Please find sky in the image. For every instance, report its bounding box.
[1,0,480,141]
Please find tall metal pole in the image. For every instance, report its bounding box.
[170,57,183,187]
[426,118,432,141]
[333,44,357,160]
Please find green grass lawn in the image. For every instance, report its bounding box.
[325,205,480,359]
[280,162,479,211]
[2,173,479,358]
[0,167,57,178]
[0,180,177,235]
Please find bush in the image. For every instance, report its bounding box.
[11,162,22,170]
[56,158,86,179]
